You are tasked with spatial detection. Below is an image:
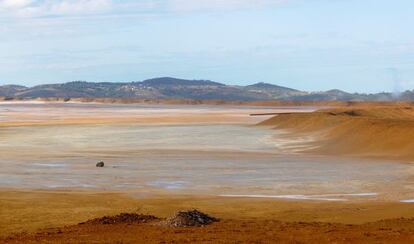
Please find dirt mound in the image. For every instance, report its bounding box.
[78,210,218,228]
[325,106,414,120]
[80,213,160,225]
[164,210,219,227]
[258,105,414,160]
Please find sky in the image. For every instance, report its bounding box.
[0,0,413,93]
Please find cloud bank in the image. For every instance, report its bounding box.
[0,0,290,18]
[0,0,113,17]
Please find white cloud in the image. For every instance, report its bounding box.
[0,0,34,9]
[48,0,112,15]
[0,0,293,18]
[0,0,112,17]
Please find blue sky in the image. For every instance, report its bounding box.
[0,0,413,92]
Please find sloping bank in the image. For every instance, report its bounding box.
[259,106,414,161]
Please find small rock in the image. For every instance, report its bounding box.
[96,161,104,167]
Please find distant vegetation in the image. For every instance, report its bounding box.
[0,77,412,101]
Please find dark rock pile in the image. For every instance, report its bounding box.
[78,210,219,228]
[164,209,219,227]
[80,213,159,225]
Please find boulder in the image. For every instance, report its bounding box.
[96,161,104,167]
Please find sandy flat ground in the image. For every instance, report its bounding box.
[2,190,414,243]
[2,102,414,242]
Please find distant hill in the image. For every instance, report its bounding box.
[244,82,306,99]
[0,85,27,97]
[141,77,224,87]
[0,77,410,101]
[284,89,360,101]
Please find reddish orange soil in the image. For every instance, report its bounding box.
[4,217,414,243]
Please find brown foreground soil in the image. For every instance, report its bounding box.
[5,216,414,243]
[2,190,414,243]
[259,105,414,161]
